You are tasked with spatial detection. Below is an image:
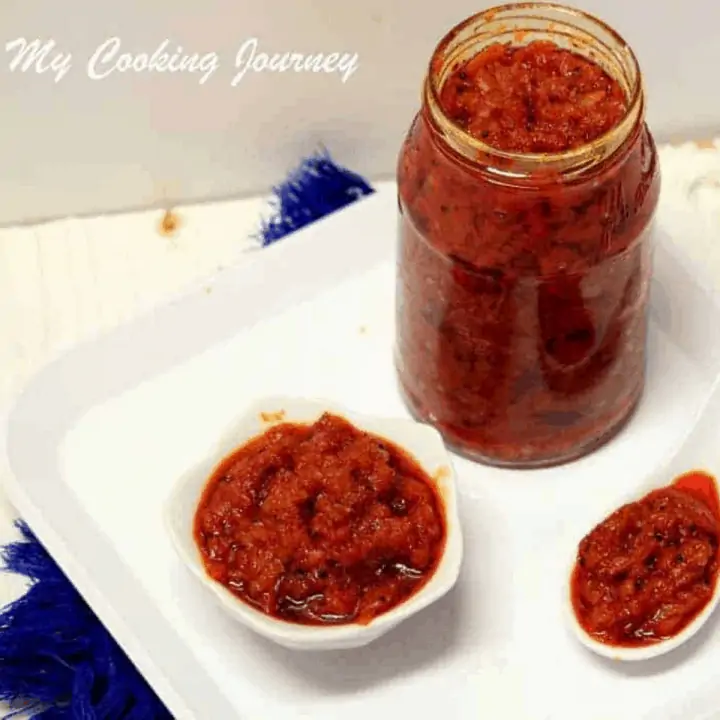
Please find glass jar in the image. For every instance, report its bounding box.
[395,3,661,468]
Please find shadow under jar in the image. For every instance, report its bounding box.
[396,3,661,468]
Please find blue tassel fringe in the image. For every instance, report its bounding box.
[0,521,173,720]
[259,149,374,246]
[0,150,374,718]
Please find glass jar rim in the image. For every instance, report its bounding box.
[424,2,644,178]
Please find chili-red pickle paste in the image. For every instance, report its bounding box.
[571,471,720,647]
[194,413,446,625]
[440,41,627,153]
[396,15,660,467]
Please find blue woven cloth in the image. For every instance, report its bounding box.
[0,151,374,719]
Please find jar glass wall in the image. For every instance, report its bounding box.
[395,3,661,468]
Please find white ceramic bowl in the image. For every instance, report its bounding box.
[164,395,464,651]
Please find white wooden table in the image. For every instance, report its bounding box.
[2,146,720,714]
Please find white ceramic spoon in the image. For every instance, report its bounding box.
[565,375,720,661]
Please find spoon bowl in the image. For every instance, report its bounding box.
[565,377,720,661]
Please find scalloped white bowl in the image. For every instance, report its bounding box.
[164,395,464,651]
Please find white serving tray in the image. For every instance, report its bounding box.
[4,184,720,720]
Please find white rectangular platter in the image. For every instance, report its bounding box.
[4,183,720,720]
